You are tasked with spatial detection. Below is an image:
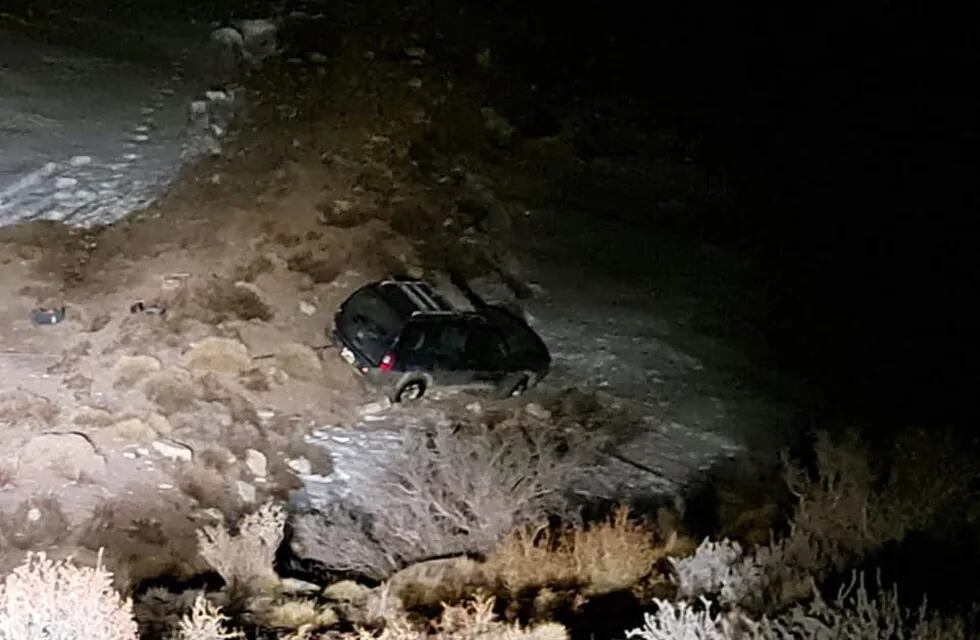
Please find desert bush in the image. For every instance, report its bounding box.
[628,573,965,640]
[346,596,569,640]
[177,594,243,640]
[197,502,286,591]
[0,552,138,640]
[293,422,595,579]
[672,430,979,612]
[486,507,673,596]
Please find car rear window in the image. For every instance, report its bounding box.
[337,288,404,364]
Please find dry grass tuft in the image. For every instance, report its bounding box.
[197,502,285,591]
[486,507,669,596]
[177,594,243,640]
[345,596,569,640]
[259,599,339,630]
[286,251,343,284]
[199,280,273,323]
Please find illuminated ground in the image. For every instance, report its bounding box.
[0,17,215,226]
[0,9,798,579]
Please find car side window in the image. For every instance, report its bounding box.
[396,320,469,368]
[435,322,470,367]
[464,325,508,369]
[395,321,432,367]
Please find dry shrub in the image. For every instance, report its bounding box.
[200,280,273,323]
[197,502,286,591]
[0,390,60,429]
[627,573,965,640]
[387,557,487,612]
[486,508,672,596]
[258,599,338,630]
[671,429,980,613]
[177,594,243,640]
[292,421,596,580]
[0,552,138,640]
[0,495,70,549]
[286,251,342,283]
[232,255,275,282]
[143,368,200,415]
[178,463,232,510]
[345,596,568,640]
[485,526,577,594]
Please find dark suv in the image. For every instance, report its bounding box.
[331,279,550,402]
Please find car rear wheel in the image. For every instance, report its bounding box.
[394,379,426,402]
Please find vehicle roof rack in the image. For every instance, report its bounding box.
[381,279,454,313]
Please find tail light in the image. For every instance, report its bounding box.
[379,352,396,371]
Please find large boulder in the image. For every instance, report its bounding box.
[19,432,106,478]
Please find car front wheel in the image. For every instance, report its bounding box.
[394,379,426,402]
[499,373,531,398]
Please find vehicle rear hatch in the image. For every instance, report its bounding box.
[334,280,455,366]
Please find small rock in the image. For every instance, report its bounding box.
[465,401,483,415]
[70,155,92,167]
[404,46,427,59]
[158,483,175,490]
[264,365,290,386]
[407,77,423,89]
[245,449,268,477]
[359,399,391,416]
[322,580,372,604]
[189,100,208,117]
[281,577,321,594]
[286,457,312,475]
[524,402,552,421]
[257,409,275,420]
[299,301,317,316]
[236,480,256,504]
[146,413,174,436]
[137,447,150,456]
[199,508,225,522]
[152,439,194,463]
[27,508,42,522]
[122,451,138,460]
[161,273,189,290]
[55,177,78,189]
[475,48,491,69]
[309,52,328,64]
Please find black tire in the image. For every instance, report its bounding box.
[394,379,426,403]
[502,374,530,398]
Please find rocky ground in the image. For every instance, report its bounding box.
[0,1,804,596]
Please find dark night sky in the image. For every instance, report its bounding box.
[513,1,978,425]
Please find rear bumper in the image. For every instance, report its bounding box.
[331,329,369,373]
[331,329,399,392]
